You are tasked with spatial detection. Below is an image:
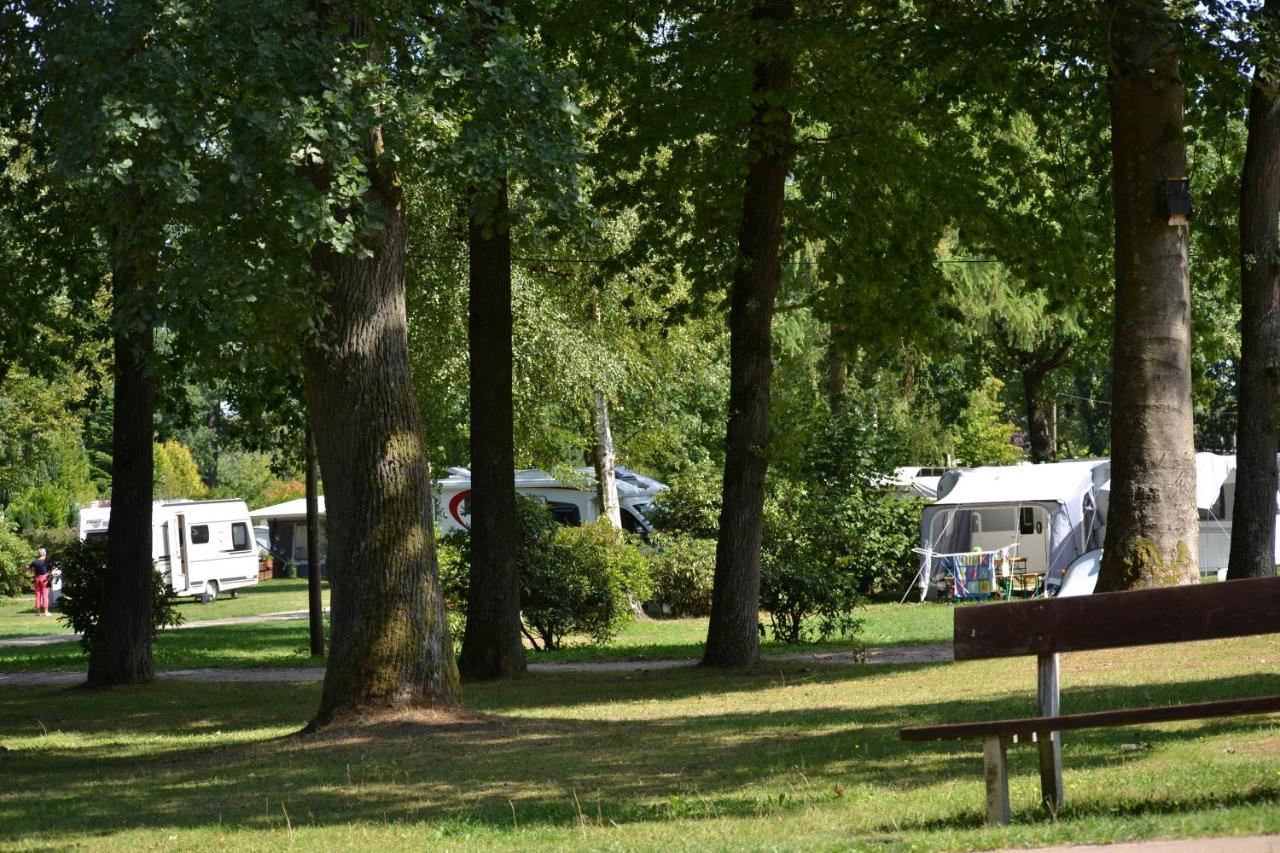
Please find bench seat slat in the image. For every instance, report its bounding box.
[899,693,1280,742]
[954,576,1280,661]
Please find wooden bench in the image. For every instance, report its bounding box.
[900,575,1280,824]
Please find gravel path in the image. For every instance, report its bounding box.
[0,642,952,687]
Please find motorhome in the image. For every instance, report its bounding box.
[78,499,260,601]
[249,466,669,570]
[434,466,667,535]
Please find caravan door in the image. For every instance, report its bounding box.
[969,505,1052,574]
[173,514,191,594]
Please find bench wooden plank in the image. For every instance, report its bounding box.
[900,693,1280,742]
[954,576,1280,661]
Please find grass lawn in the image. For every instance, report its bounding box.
[0,602,954,674]
[0,578,330,640]
[1,635,1279,850]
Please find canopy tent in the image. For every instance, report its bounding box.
[916,460,1110,599]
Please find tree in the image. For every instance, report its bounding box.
[458,0,524,682]
[952,377,1024,466]
[1229,0,1280,580]
[298,7,460,724]
[700,0,796,667]
[1098,0,1199,590]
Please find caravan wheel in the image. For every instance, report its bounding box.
[204,581,219,604]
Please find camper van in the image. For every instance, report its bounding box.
[78,499,260,601]
[435,466,666,535]
[248,466,669,574]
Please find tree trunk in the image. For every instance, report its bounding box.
[458,177,526,680]
[88,255,156,687]
[592,388,623,528]
[303,144,459,725]
[703,0,795,668]
[827,324,848,415]
[1230,0,1280,580]
[1022,364,1051,464]
[305,425,324,657]
[1097,0,1198,591]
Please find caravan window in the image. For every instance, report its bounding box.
[190,525,210,545]
[548,502,582,526]
[1019,507,1036,535]
[231,522,251,552]
[976,508,1016,532]
[620,508,646,535]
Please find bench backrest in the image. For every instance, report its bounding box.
[954,576,1280,661]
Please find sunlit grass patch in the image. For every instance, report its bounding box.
[2,634,1279,850]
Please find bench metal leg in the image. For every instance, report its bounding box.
[982,735,1011,825]
[1037,653,1064,811]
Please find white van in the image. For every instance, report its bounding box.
[435,466,666,536]
[78,499,260,601]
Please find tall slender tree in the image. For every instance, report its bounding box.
[703,0,796,667]
[1229,0,1280,580]
[460,175,526,679]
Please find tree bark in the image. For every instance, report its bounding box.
[1022,364,1051,464]
[88,253,156,687]
[592,387,623,528]
[590,299,621,529]
[703,0,795,668]
[1230,0,1280,580]
[458,177,526,680]
[303,132,459,724]
[305,425,324,657]
[827,323,848,415]
[1098,0,1198,591]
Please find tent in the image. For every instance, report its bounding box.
[916,459,1110,599]
[1098,452,1280,577]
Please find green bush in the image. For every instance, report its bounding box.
[761,480,864,644]
[442,497,652,650]
[0,517,35,597]
[521,519,651,650]
[645,462,722,538]
[20,527,80,560]
[646,532,716,617]
[8,483,77,530]
[435,531,469,641]
[57,538,184,653]
[758,405,923,643]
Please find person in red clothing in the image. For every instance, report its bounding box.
[29,548,51,616]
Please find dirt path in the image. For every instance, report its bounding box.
[0,642,952,687]
[1016,835,1280,853]
[0,610,323,649]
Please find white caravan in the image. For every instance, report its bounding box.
[435,466,667,535]
[78,499,260,601]
[916,459,1111,598]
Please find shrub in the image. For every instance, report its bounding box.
[20,527,80,559]
[646,533,716,617]
[435,531,470,641]
[441,497,652,650]
[58,539,183,652]
[756,399,932,642]
[0,518,35,597]
[521,519,651,650]
[645,462,721,538]
[760,480,864,644]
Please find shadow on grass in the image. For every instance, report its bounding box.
[0,621,327,674]
[1,668,1279,841]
